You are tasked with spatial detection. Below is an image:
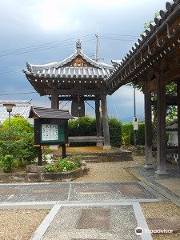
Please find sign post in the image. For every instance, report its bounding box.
[133,117,139,146]
[29,107,72,165]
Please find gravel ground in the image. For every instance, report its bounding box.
[141,202,180,240]
[43,206,139,240]
[0,209,48,240]
[67,146,105,154]
[74,156,143,182]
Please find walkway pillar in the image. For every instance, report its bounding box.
[101,94,111,150]
[144,80,153,169]
[51,92,59,109]
[95,98,103,146]
[177,81,180,172]
[155,74,167,175]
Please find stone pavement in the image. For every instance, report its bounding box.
[43,205,141,240]
[127,165,180,206]
[0,182,160,204]
[0,181,162,239]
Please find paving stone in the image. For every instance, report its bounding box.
[69,182,155,201]
[76,208,110,230]
[43,206,140,240]
[117,183,154,199]
[0,182,156,203]
[147,216,180,233]
[0,183,70,202]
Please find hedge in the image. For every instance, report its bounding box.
[121,122,145,145]
[68,116,145,147]
[68,117,122,147]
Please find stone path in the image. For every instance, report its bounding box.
[0,181,162,239]
[0,182,160,204]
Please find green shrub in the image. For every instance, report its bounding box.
[57,159,80,172]
[68,116,96,136]
[44,163,57,173]
[2,115,33,133]
[0,116,38,170]
[68,116,122,147]
[121,123,134,145]
[121,122,145,145]
[136,123,145,145]
[44,158,81,173]
[109,118,122,147]
[1,155,14,173]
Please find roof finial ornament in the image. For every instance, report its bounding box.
[76,39,82,53]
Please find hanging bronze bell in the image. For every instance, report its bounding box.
[71,95,85,117]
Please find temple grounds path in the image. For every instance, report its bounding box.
[0,150,179,240]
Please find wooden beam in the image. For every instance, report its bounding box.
[144,80,153,169]
[156,73,167,175]
[57,96,97,101]
[95,98,103,146]
[101,95,111,149]
[62,144,66,158]
[51,92,59,109]
[37,146,42,166]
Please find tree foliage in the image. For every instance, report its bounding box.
[0,116,38,171]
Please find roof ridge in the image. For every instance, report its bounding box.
[26,49,113,71]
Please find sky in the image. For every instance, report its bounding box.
[0,0,167,121]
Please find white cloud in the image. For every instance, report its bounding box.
[31,0,81,32]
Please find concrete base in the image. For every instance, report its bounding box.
[144,164,154,170]
[50,145,59,150]
[96,141,103,147]
[155,169,168,175]
[103,145,111,150]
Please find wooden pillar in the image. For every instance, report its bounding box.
[155,74,167,175]
[95,98,103,146]
[38,146,42,166]
[62,144,66,158]
[177,81,180,172]
[101,94,111,150]
[144,80,153,169]
[51,93,59,109]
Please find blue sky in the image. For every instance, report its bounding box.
[0,0,167,121]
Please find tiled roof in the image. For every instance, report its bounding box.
[114,0,180,68]
[29,107,73,119]
[24,42,113,80]
[25,66,112,79]
[0,101,31,124]
[107,0,180,92]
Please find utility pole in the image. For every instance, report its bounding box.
[95,34,100,62]
[134,86,136,119]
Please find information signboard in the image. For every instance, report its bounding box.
[40,124,65,143]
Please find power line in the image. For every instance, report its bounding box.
[102,33,139,38]
[100,37,137,42]
[59,101,70,110]
[0,33,138,59]
[0,34,138,76]
[0,38,96,75]
[0,35,93,59]
[85,101,95,110]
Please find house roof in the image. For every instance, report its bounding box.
[0,100,32,124]
[25,66,112,80]
[29,107,73,120]
[24,40,113,80]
